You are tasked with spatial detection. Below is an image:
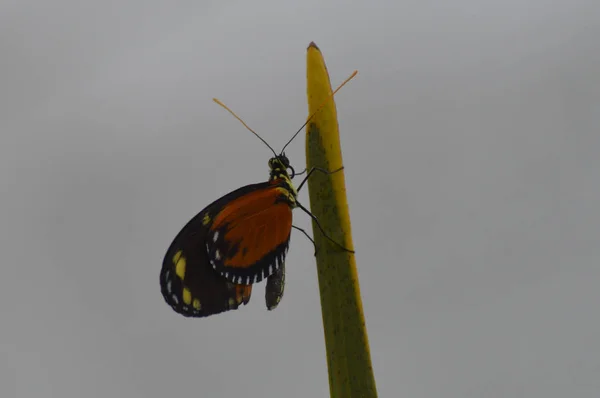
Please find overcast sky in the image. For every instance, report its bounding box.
[1,1,599,397]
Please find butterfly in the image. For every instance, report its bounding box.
[161,153,297,317]
[160,72,357,318]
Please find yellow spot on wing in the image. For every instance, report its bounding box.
[173,250,182,264]
[228,297,235,307]
[174,251,186,280]
[193,298,201,310]
[183,288,192,305]
[202,213,211,225]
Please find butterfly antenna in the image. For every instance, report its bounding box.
[279,70,358,155]
[213,98,278,158]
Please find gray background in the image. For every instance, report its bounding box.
[2,1,599,397]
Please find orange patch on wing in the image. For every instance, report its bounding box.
[235,284,253,305]
[211,186,293,268]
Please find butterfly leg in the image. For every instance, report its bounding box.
[296,166,344,193]
[296,202,355,254]
[292,225,318,255]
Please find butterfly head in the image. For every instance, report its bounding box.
[269,153,295,180]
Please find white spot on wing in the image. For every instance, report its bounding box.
[166,280,172,293]
[172,294,179,304]
[215,250,221,260]
[224,272,229,279]
[269,264,274,274]
[213,231,219,242]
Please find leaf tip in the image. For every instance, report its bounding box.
[307,41,320,50]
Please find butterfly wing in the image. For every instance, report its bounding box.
[160,180,293,317]
[204,181,294,285]
[160,184,265,317]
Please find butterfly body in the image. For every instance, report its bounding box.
[160,155,296,318]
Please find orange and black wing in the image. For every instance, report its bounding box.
[160,181,291,317]
[204,182,294,285]
[160,207,252,317]
[160,183,267,317]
